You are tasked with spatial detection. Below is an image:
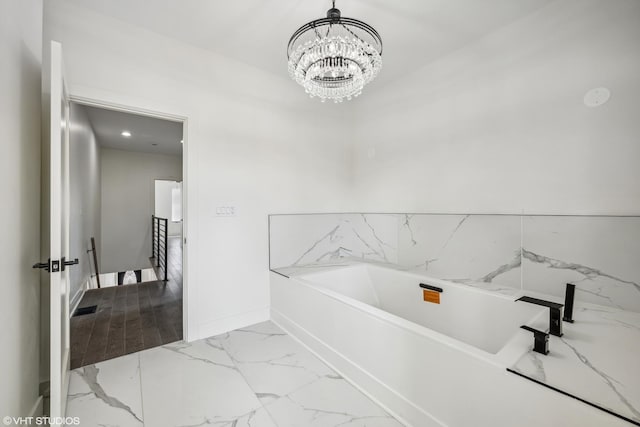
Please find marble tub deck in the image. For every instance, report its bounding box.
[66,320,404,427]
[509,303,640,426]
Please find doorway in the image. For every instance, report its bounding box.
[66,101,186,368]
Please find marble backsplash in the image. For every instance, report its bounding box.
[522,216,640,312]
[269,214,398,268]
[399,214,522,289]
[269,213,640,312]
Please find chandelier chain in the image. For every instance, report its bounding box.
[340,23,365,45]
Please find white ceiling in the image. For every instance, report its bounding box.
[82,104,183,157]
[64,0,554,88]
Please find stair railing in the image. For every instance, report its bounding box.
[151,215,169,281]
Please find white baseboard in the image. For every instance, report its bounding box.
[69,283,87,317]
[192,307,269,341]
[29,395,44,417]
[271,308,445,427]
[69,278,91,317]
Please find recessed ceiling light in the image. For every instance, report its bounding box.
[121,130,132,137]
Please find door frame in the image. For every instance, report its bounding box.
[69,92,192,341]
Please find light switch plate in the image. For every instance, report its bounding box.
[215,206,236,217]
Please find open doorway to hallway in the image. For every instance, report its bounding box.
[66,102,184,369]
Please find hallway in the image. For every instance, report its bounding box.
[70,236,183,369]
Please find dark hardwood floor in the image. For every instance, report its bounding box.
[70,236,183,369]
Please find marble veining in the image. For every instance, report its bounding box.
[161,341,239,372]
[398,214,522,290]
[66,352,144,427]
[559,337,640,420]
[522,215,640,312]
[76,365,144,423]
[510,303,640,424]
[271,213,640,311]
[272,213,525,293]
[264,377,404,427]
[291,225,341,266]
[171,406,277,427]
[402,214,417,246]
[215,321,343,406]
[352,228,388,262]
[522,248,639,309]
[270,214,399,269]
[440,214,470,251]
[478,251,522,283]
[523,249,639,291]
[67,321,401,427]
[362,214,393,249]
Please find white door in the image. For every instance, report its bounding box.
[46,40,73,422]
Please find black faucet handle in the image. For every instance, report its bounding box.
[515,296,563,310]
[563,283,576,323]
[516,296,564,337]
[521,325,549,355]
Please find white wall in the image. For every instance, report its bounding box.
[154,180,182,237]
[352,0,640,215]
[44,0,354,340]
[69,103,101,306]
[0,0,43,418]
[100,148,182,273]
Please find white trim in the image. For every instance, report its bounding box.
[195,308,269,341]
[28,396,44,418]
[69,94,187,123]
[69,277,91,316]
[69,287,85,317]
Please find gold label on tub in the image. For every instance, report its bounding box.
[423,290,440,304]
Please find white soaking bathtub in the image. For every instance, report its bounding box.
[293,264,542,356]
[270,263,628,427]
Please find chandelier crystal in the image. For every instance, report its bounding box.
[287,1,383,103]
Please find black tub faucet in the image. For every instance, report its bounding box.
[520,325,549,355]
[516,296,564,337]
[563,283,576,323]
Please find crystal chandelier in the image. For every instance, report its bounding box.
[287,1,383,103]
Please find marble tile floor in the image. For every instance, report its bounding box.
[66,320,404,427]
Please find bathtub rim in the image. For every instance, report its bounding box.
[288,262,545,368]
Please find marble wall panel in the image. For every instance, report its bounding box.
[269,214,398,269]
[270,213,640,311]
[522,216,640,312]
[398,214,521,288]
